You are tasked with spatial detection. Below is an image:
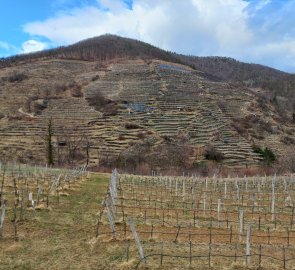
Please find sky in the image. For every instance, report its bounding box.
[0,0,295,73]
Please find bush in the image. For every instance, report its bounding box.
[86,91,108,110]
[125,123,140,129]
[7,72,28,83]
[91,75,100,81]
[252,145,276,165]
[204,145,224,162]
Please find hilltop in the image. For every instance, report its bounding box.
[0,35,294,174]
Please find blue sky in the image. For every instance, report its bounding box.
[0,0,295,73]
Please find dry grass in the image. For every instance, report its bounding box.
[0,173,134,269]
[1,172,294,269]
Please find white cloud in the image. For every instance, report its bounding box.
[23,0,252,51]
[21,40,48,54]
[22,0,295,72]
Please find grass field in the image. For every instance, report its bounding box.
[0,172,125,270]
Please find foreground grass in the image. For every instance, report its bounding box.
[0,173,125,270]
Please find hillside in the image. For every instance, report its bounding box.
[179,55,295,102]
[0,35,294,173]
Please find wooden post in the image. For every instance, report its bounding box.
[236,181,240,200]
[203,192,206,217]
[182,180,185,201]
[291,206,294,230]
[209,226,212,244]
[189,241,192,266]
[0,200,7,237]
[193,209,196,227]
[19,188,25,221]
[121,194,125,222]
[13,199,18,241]
[151,224,154,239]
[268,227,270,244]
[124,222,127,239]
[160,242,163,266]
[246,225,251,267]
[287,228,290,246]
[126,239,130,262]
[239,209,243,241]
[283,245,286,269]
[224,182,227,199]
[0,169,5,207]
[230,225,233,243]
[218,198,221,227]
[208,243,211,268]
[271,177,275,222]
[174,225,181,243]
[259,245,262,268]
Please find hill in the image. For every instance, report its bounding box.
[0,34,180,67]
[0,35,294,174]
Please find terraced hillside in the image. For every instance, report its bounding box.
[0,53,294,171]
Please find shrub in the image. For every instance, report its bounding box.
[91,75,100,81]
[204,145,224,162]
[86,91,108,110]
[7,72,28,83]
[125,123,140,129]
[33,101,47,114]
[252,145,276,165]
